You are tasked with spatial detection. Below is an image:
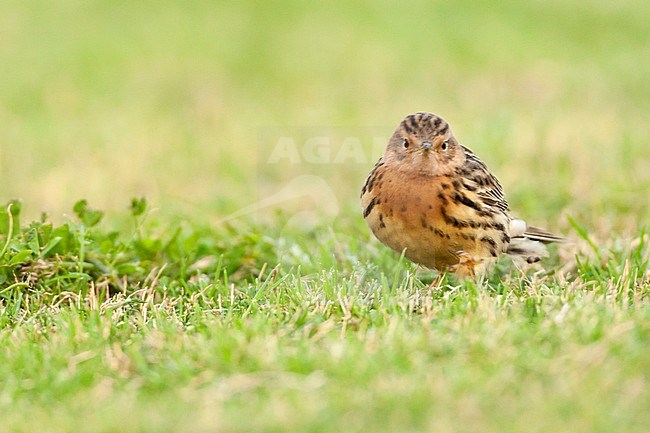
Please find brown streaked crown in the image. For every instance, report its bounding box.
[400,112,451,138]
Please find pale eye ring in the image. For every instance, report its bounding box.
[441,140,449,151]
[402,138,409,149]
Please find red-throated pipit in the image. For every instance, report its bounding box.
[361,112,562,278]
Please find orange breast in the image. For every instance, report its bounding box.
[362,169,507,270]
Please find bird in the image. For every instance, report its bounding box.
[361,112,563,278]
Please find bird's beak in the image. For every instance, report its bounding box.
[421,141,432,150]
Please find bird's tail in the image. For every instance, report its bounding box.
[506,219,564,263]
[522,225,565,244]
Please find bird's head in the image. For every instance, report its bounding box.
[384,112,465,175]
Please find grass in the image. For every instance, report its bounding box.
[1,0,649,432]
[1,199,648,432]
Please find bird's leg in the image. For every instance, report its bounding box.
[428,271,446,289]
[449,251,484,280]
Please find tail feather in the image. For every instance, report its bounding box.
[523,225,565,244]
[506,219,564,263]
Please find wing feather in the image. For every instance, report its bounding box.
[458,145,509,213]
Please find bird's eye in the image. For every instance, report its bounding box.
[402,138,409,149]
[441,140,449,151]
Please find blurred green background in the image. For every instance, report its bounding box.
[1,0,648,231]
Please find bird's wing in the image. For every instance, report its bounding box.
[458,145,510,213]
